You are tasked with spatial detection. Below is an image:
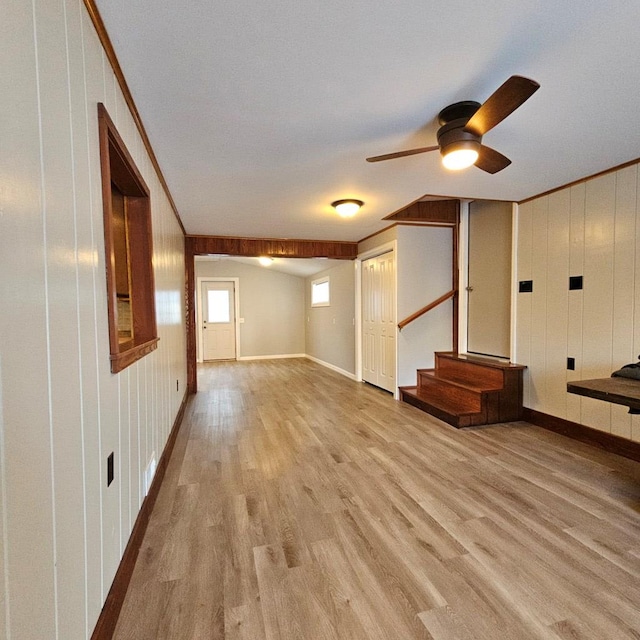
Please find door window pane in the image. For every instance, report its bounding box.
[207,290,230,322]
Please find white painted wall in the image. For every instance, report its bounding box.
[0,2,187,638]
[357,226,453,390]
[396,226,454,387]
[195,260,305,358]
[515,163,640,442]
[305,262,356,376]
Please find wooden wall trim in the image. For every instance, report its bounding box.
[186,250,197,394]
[83,0,186,235]
[518,156,640,205]
[523,408,640,463]
[383,199,459,224]
[90,391,190,639]
[186,235,357,259]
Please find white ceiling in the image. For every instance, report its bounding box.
[195,255,345,277]
[96,1,640,243]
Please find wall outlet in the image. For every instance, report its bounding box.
[569,275,583,290]
[107,452,114,487]
[567,357,576,370]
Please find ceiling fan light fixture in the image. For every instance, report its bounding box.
[332,199,363,218]
[441,140,480,171]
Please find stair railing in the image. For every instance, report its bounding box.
[397,289,456,331]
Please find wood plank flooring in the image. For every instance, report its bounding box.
[113,359,640,640]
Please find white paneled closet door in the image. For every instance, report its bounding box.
[362,251,396,393]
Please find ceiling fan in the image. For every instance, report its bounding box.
[366,75,540,174]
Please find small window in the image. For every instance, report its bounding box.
[98,104,158,373]
[311,276,330,307]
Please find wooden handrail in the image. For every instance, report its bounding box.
[397,290,456,330]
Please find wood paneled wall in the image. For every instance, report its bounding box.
[516,163,640,442]
[186,235,358,259]
[0,2,187,638]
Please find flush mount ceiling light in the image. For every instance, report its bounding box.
[440,138,480,171]
[258,256,274,266]
[332,199,364,218]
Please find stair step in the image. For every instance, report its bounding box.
[438,353,508,386]
[401,353,526,428]
[417,369,503,393]
[399,386,485,428]
[415,373,483,413]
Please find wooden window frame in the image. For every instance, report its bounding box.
[98,103,158,373]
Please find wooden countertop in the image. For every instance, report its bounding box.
[567,376,640,412]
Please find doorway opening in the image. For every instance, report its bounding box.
[465,200,514,360]
[196,278,240,362]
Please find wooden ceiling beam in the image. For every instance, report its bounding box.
[185,235,358,259]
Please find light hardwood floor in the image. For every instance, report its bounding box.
[113,359,640,640]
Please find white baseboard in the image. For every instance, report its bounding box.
[305,355,358,381]
[237,353,306,361]
[232,353,358,382]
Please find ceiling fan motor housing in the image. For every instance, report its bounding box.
[437,118,481,158]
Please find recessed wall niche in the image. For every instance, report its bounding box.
[98,103,158,373]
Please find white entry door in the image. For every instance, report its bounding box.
[362,251,396,393]
[201,280,236,361]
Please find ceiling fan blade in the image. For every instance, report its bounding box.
[475,145,511,174]
[464,75,540,137]
[366,145,439,162]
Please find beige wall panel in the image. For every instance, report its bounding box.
[305,262,356,375]
[0,2,59,637]
[358,226,397,255]
[581,173,616,432]
[610,165,638,438]
[544,190,571,418]
[129,365,141,513]
[529,197,549,411]
[633,168,640,441]
[515,202,533,406]
[34,1,89,637]
[2,2,188,637]
[566,183,586,423]
[119,369,132,549]
[517,163,640,443]
[67,2,102,629]
[96,67,125,600]
[581,176,616,430]
[396,226,452,387]
[101,54,119,118]
[80,5,111,620]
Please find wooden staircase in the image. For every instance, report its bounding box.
[399,352,526,428]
